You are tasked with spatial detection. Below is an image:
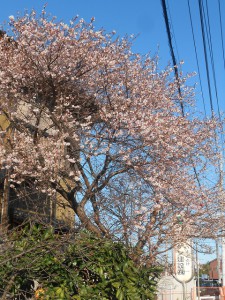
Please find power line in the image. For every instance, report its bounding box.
[161,0,225,192]
[160,0,185,116]
[204,0,222,123]
[202,0,225,157]
[161,0,204,190]
[217,0,225,154]
[218,0,225,75]
[166,0,180,64]
[187,0,207,116]
[198,0,214,117]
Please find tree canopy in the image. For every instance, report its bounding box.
[0,9,221,260]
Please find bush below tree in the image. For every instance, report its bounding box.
[0,224,161,299]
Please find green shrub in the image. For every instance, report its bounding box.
[0,225,161,299]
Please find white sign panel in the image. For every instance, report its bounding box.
[174,243,193,282]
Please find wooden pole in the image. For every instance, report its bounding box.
[0,171,9,233]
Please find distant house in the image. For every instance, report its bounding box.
[209,258,222,280]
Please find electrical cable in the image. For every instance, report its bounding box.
[203,0,225,158]
[187,0,207,116]
[198,0,214,117]
[162,0,224,192]
[217,0,225,156]
[204,0,225,151]
[166,1,180,64]
[204,0,222,123]
[161,0,185,116]
[218,0,225,75]
[198,0,224,166]
[161,0,204,190]
[162,0,225,270]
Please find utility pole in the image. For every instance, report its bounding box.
[216,240,221,285]
[196,243,200,300]
[0,115,11,234]
[222,238,225,286]
[0,171,9,234]
[219,152,225,286]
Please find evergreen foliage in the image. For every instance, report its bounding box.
[0,225,161,299]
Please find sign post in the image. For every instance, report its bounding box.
[173,242,194,300]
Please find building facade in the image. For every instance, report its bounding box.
[0,109,75,231]
[209,258,222,280]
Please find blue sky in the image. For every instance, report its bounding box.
[0,0,223,264]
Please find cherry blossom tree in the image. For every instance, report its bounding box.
[0,10,221,261]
